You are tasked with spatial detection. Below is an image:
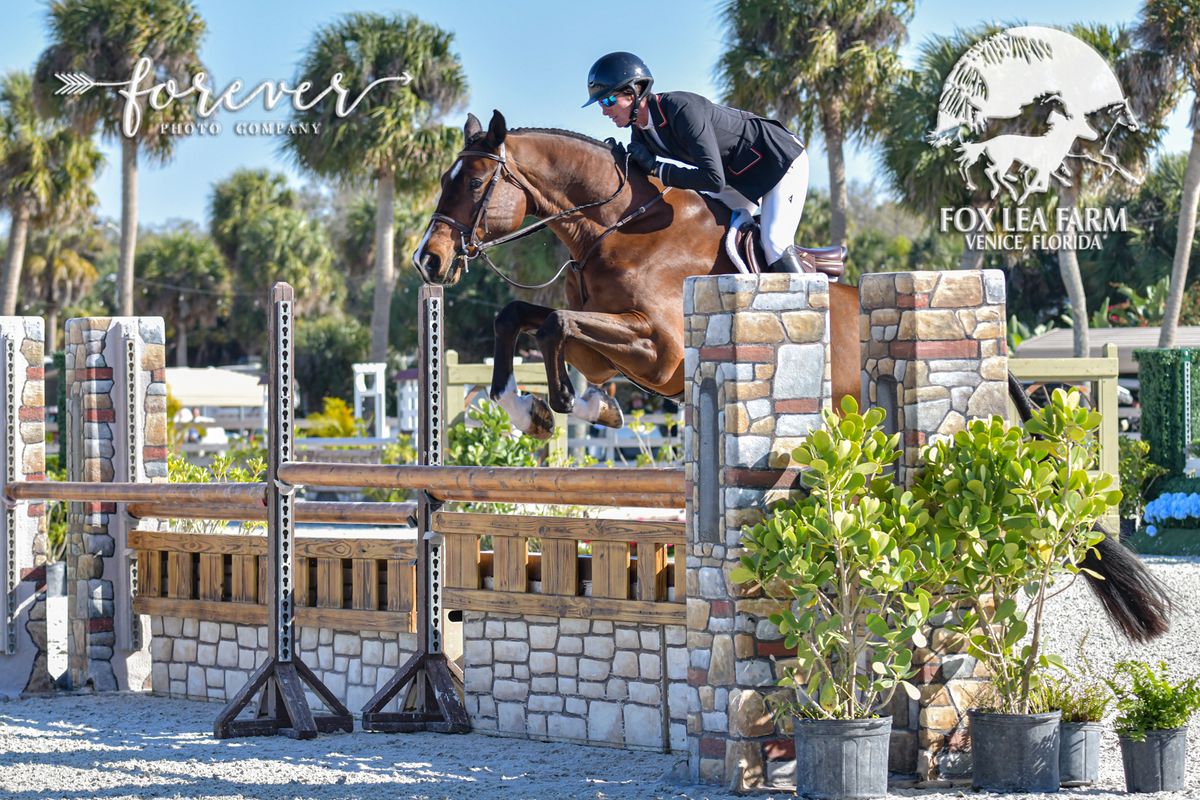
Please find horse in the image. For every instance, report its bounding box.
[412,109,1169,643]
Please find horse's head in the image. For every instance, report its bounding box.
[412,110,530,285]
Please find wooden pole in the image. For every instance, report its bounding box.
[126,500,417,524]
[276,463,683,498]
[5,481,265,504]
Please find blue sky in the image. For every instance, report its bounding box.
[0,0,1193,228]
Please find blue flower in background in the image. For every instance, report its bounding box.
[1146,525,1157,537]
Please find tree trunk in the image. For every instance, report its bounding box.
[368,167,397,364]
[1,201,31,315]
[1159,127,1200,348]
[119,136,139,316]
[176,293,189,367]
[959,242,984,269]
[821,98,848,248]
[45,307,58,354]
[1058,181,1090,357]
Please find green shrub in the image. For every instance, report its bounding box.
[1108,660,1200,740]
[1039,676,1111,723]
[914,388,1120,715]
[732,397,948,720]
[300,397,362,439]
[1119,437,1168,520]
[1134,348,1200,476]
[168,453,266,535]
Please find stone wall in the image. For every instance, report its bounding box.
[63,317,166,691]
[0,317,47,697]
[462,612,688,752]
[860,270,1007,782]
[149,616,420,712]
[682,274,832,790]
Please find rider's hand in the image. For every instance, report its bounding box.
[605,137,627,163]
[628,141,657,174]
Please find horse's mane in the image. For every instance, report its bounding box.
[467,127,612,153]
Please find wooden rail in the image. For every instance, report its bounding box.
[131,530,417,633]
[435,512,686,626]
[275,464,685,508]
[127,501,417,525]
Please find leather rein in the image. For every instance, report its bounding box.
[426,141,670,303]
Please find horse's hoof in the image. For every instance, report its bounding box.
[527,395,556,441]
[593,392,624,429]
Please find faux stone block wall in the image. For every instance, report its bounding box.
[149,616,419,712]
[682,274,831,790]
[0,318,47,697]
[462,612,688,752]
[63,317,166,691]
[859,270,1007,783]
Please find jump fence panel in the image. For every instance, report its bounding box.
[434,512,686,626]
[130,531,417,633]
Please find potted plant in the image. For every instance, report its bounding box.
[1107,659,1200,793]
[732,397,947,800]
[1039,671,1110,786]
[914,388,1121,792]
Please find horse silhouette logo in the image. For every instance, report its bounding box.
[929,26,1140,203]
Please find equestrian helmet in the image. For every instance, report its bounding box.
[582,52,654,107]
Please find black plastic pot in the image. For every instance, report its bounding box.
[793,715,891,800]
[1059,721,1103,787]
[969,709,1061,792]
[1119,728,1187,793]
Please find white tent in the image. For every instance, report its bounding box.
[164,367,264,408]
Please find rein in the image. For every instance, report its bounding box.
[428,141,669,299]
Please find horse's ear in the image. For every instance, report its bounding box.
[463,113,482,144]
[485,109,507,147]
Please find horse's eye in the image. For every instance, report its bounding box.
[469,177,483,190]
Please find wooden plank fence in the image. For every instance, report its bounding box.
[435,512,686,626]
[130,531,417,633]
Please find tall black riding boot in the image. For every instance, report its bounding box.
[766,246,803,274]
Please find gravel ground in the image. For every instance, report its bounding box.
[1,556,1197,800]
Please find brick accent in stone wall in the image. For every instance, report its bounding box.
[682,274,831,790]
[63,317,165,691]
[149,617,419,713]
[462,612,687,752]
[859,270,1008,783]
[0,317,47,697]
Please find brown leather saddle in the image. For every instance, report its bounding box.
[729,221,846,279]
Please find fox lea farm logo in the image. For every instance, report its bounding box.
[929,26,1137,251]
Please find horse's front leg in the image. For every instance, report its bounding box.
[490,301,557,440]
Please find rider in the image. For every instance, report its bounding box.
[583,51,810,273]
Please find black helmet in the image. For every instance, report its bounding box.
[582,52,654,108]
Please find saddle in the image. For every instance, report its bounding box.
[724,212,846,279]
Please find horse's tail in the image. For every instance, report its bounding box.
[1007,371,1171,642]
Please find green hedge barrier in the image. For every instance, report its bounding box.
[1134,348,1200,476]
[1126,527,1200,557]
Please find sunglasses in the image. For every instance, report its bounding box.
[598,94,620,108]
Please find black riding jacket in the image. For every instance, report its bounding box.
[630,91,805,202]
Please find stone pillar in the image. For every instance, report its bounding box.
[0,318,47,696]
[859,270,1008,783]
[683,274,831,790]
[63,317,166,690]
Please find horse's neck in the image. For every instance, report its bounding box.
[510,134,654,252]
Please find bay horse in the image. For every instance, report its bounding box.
[412,109,1169,643]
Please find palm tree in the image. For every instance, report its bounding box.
[1055,24,1174,356]
[23,220,103,352]
[136,227,229,366]
[285,12,466,363]
[1137,0,1200,348]
[209,168,296,272]
[877,27,1003,269]
[717,0,913,247]
[35,0,207,316]
[0,71,101,315]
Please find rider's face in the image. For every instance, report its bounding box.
[601,93,635,128]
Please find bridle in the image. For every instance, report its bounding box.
[419,139,669,297]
